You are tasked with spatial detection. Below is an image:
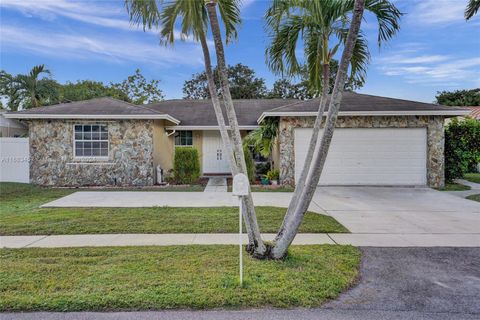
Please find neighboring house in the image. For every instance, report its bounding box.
[465,106,480,120]
[444,106,480,124]
[4,93,468,188]
[0,110,28,137]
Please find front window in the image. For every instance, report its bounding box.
[74,124,109,157]
[174,131,193,146]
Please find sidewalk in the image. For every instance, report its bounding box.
[2,233,479,248]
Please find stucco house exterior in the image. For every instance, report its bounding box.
[4,93,468,188]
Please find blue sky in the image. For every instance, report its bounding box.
[1,0,479,103]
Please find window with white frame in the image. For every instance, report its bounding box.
[174,131,193,146]
[74,124,109,157]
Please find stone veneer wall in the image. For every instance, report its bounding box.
[28,119,154,186]
[279,116,445,188]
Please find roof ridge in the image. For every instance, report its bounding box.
[264,99,312,112]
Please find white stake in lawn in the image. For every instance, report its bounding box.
[232,173,249,286]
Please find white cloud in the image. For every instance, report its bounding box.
[375,42,480,86]
[1,25,204,67]
[0,0,204,43]
[379,54,450,64]
[242,0,257,8]
[407,0,466,25]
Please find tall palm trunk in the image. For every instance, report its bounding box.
[205,1,267,257]
[274,63,329,243]
[272,0,366,259]
[199,32,257,244]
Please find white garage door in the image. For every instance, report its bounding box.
[294,128,427,186]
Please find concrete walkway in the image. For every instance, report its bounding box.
[204,177,227,192]
[2,233,480,248]
[447,178,480,199]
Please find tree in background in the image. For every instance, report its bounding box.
[0,65,59,110]
[1,68,164,110]
[183,63,267,99]
[60,80,129,103]
[465,0,480,20]
[268,61,364,99]
[0,71,24,111]
[435,88,480,106]
[111,69,164,104]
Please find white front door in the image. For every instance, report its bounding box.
[202,131,230,174]
[294,128,427,186]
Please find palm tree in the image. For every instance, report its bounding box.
[125,0,267,256]
[466,0,480,20]
[204,1,268,256]
[16,64,51,108]
[266,0,401,259]
[243,117,279,170]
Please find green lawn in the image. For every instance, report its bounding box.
[464,173,480,184]
[0,182,348,235]
[436,183,471,191]
[466,194,480,202]
[0,245,361,311]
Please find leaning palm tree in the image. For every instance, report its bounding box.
[125,0,268,256]
[203,1,268,256]
[266,0,401,258]
[465,0,480,20]
[16,64,51,108]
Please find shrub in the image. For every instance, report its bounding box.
[266,169,280,181]
[243,145,256,183]
[445,118,480,182]
[173,147,200,184]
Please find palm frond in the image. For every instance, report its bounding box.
[364,0,402,46]
[217,0,242,42]
[465,0,480,20]
[125,0,162,30]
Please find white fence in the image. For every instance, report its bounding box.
[0,138,29,183]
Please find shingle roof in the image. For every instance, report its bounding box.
[4,98,180,123]
[257,92,468,122]
[147,99,300,126]
[266,92,465,113]
[4,93,469,125]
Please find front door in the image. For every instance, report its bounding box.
[202,131,230,174]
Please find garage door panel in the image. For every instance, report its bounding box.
[294,128,427,186]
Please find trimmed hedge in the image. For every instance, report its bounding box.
[445,118,480,182]
[174,147,201,184]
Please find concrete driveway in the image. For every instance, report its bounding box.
[312,187,480,234]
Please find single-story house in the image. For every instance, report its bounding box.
[4,93,468,188]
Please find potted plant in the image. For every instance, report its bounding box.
[266,169,280,186]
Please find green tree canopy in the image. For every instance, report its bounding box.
[1,67,165,110]
[183,63,267,99]
[268,60,363,99]
[435,88,480,106]
[0,67,60,110]
[110,69,164,104]
[59,80,129,103]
